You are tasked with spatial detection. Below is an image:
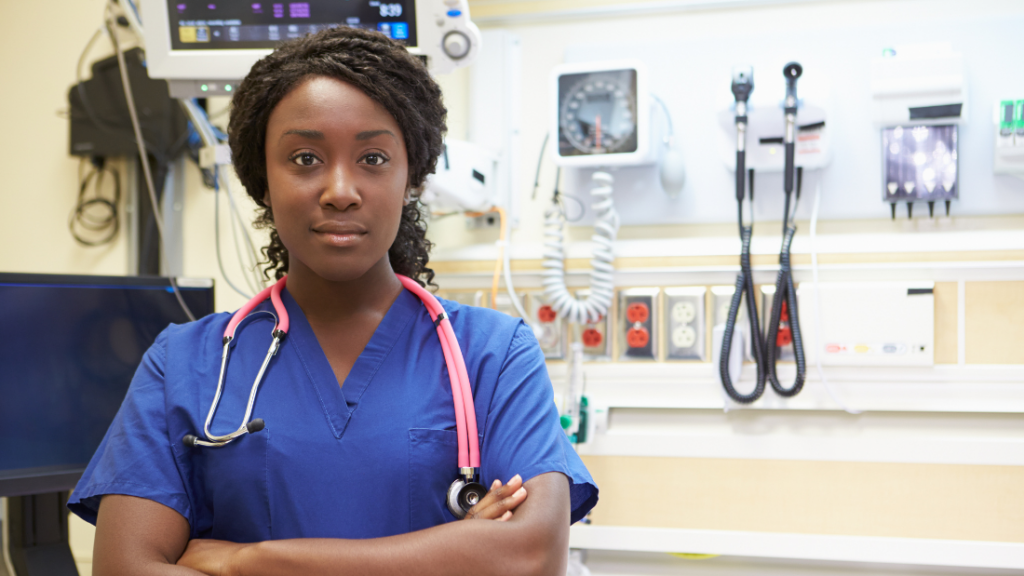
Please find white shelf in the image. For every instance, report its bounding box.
[569,526,1024,570]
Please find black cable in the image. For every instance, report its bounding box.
[720,168,768,403]
[69,157,121,246]
[764,63,807,397]
[720,67,767,403]
[531,132,550,200]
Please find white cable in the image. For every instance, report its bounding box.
[541,171,619,325]
[222,175,261,294]
[223,175,265,291]
[498,237,530,320]
[810,178,860,415]
[182,98,266,292]
[107,9,196,322]
[119,0,146,44]
[214,176,254,299]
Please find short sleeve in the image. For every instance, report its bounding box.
[480,323,598,524]
[67,330,192,526]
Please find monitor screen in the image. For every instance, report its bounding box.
[168,0,417,50]
[0,274,214,497]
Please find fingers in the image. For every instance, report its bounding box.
[497,510,513,522]
[463,474,528,520]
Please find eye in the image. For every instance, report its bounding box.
[360,153,389,166]
[289,152,322,167]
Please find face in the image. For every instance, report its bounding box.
[264,75,409,283]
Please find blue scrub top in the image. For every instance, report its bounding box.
[68,288,597,541]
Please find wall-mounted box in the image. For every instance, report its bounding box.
[798,281,934,367]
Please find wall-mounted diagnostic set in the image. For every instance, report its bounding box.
[716,62,808,405]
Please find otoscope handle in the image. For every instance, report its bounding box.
[784,143,796,194]
[736,150,745,202]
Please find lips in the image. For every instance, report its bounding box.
[311,221,367,246]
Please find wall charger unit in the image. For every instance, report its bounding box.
[798,281,934,367]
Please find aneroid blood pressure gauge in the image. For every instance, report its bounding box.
[552,60,649,167]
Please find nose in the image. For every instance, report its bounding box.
[320,164,362,212]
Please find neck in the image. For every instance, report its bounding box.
[284,257,404,322]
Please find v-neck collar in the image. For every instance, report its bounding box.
[282,287,421,439]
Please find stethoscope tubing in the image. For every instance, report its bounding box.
[398,276,480,469]
[189,274,480,471]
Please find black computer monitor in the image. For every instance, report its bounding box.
[0,273,215,498]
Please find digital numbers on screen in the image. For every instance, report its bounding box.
[380,3,403,17]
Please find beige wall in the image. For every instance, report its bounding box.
[0,0,127,277]
[1,0,1023,573]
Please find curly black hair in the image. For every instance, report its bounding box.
[227,26,446,285]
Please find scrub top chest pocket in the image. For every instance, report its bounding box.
[195,427,271,542]
[408,428,467,532]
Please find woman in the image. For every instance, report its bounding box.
[68,26,597,575]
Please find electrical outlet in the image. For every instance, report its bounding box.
[711,285,753,361]
[618,288,658,361]
[664,287,707,360]
[761,285,795,362]
[575,289,611,360]
[526,292,565,359]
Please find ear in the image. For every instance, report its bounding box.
[262,187,272,209]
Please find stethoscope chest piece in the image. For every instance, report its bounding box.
[447,467,487,519]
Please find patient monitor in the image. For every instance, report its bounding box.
[139,0,482,96]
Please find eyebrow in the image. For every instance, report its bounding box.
[280,129,324,142]
[356,129,397,141]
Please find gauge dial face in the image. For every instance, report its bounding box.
[557,69,638,157]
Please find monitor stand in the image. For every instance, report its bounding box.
[5,493,78,576]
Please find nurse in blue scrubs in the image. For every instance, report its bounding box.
[68,25,597,576]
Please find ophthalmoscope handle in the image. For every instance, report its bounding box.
[782,62,803,194]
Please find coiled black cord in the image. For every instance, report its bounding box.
[720,169,768,404]
[765,168,807,396]
[69,158,121,247]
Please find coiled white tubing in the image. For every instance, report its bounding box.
[541,171,619,325]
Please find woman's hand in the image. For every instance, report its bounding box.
[463,474,527,522]
[177,538,251,576]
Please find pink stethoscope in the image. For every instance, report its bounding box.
[181,275,487,518]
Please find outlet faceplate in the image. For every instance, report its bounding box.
[761,285,795,362]
[619,288,659,361]
[664,287,707,360]
[526,292,565,359]
[711,285,753,361]
[576,289,611,360]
